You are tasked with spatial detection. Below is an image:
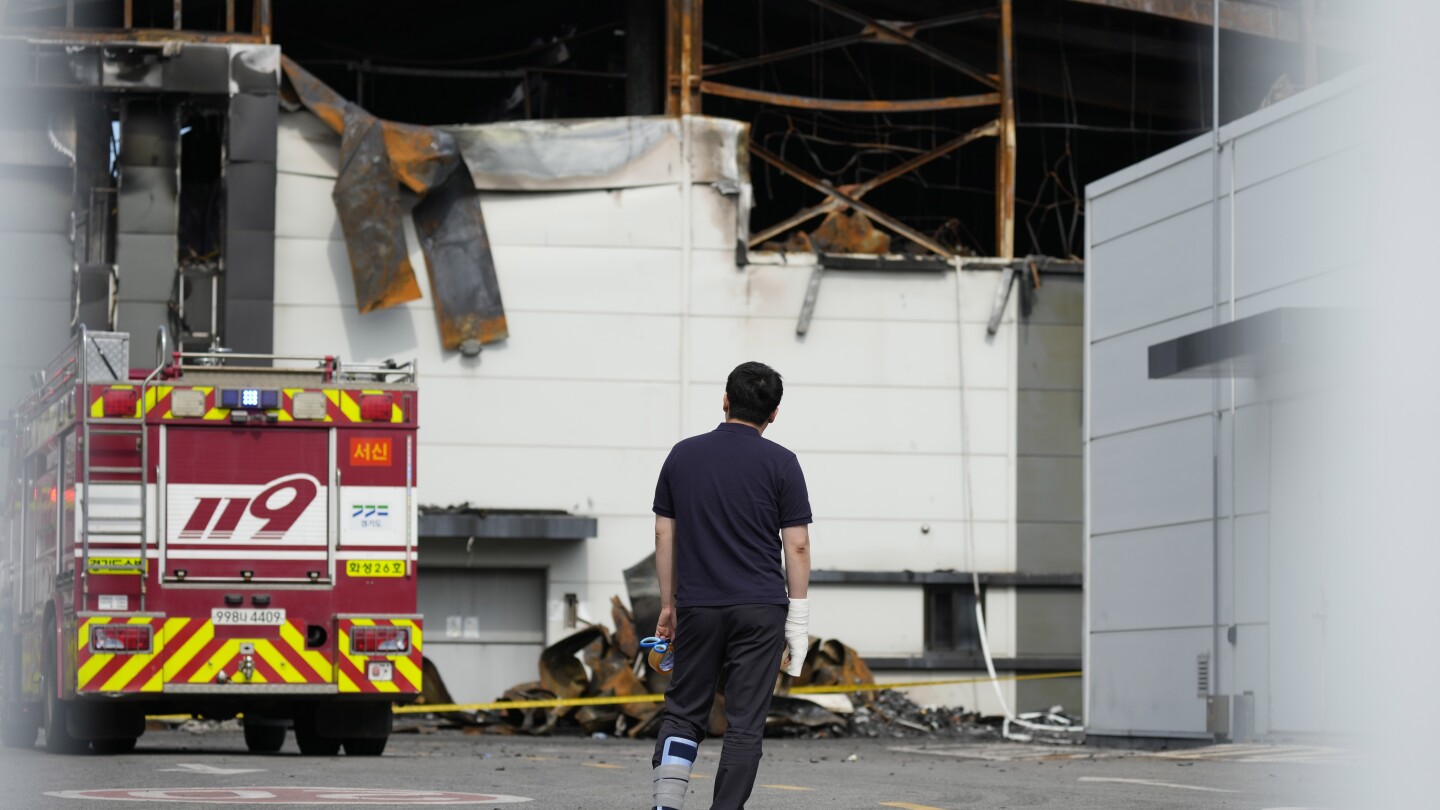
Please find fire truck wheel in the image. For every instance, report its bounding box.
[343,736,388,757]
[243,721,287,753]
[293,716,340,756]
[41,681,89,755]
[40,626,90,756]
[90,737,137,755]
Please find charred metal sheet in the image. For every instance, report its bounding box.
[230,45,279,94]
[228,92,277,162]
[157,43,230,94]
[282,57,458,194]
[332,104,422,313]
[412,168,507,352]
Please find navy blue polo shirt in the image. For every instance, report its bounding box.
[653,422,812,607]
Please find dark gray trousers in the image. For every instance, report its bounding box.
[652,603,787,810]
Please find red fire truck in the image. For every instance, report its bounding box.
[0,329,421,755]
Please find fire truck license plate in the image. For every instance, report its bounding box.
[211,608,286,626]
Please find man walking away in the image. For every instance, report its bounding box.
[648,361,812,810]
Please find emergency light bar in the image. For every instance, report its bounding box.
[89,624,153,654]
[350,625,409,654]
[219,388,280,410]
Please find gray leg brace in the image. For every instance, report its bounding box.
[652,735,699,810]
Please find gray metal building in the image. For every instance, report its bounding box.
[1083,74,1364,742]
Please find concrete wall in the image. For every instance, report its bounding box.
[272,110,1026,713]
[1015,276,1084,713]
[1084,77,1365,739]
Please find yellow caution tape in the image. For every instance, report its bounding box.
[144,672,1083,720]
[388,670,1082,715]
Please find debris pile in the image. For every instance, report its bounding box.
[410,596,1009,741]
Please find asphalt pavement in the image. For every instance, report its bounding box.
[0,727,1358,809]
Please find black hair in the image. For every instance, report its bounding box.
[726,361,783,426]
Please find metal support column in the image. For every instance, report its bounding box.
[996,0,1017,260]
[665,0,702,116]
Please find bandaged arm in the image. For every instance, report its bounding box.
[782,525,811,677]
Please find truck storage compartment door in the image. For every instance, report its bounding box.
[162,427,330,583]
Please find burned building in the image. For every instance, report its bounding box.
[0,1,1361,717]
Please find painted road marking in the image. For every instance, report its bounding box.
[161,763,265,775]
[890,743,1108,762]
[43,787,533,804]
[757,784,813,791]
[582,763,627,770]
[881,803,948,810]
[1150,744,1352,765]
[1078,777,1239,794]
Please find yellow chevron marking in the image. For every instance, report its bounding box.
[372,679,399,694]
[393,656,423,691]
[254,640,306,684]
[390,403,403,422]
[279,622,333,681]
[338,392,361,422]
[391,619,423,653]
[100,621,163,692]
[142,670,163,692]
[339,629,368,673]
[190,639,241,683]
[77,618,111,687]
[202,408,227,421]
[165,621,214,680]
[337,669,359,693]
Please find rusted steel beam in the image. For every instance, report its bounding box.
[1066,0,1357,52]
[665,0,702,115]
[749,120,999,247]
[172,0,180,30]
[702,32,868,77]
[258,0,272,43]
[750,143,954,258]
[805,0,999,90]
[226,0,235,33]
[124,0,132,28]
[996,0,1016,260]
[702,81,998,113]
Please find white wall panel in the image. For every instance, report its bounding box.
[277,304,681,382]
[275,172,344,241]
[684,385,1007,458]
[1090,416,1214,536]
[274,237,361,308]
[479,186,682,249]
[276,112,340,179]
[809,584,923,655]
[1229,84,1362,191]
[803,452,1009,523]
[1089,151,1213,246]
[1087,627,1211,736]
[421,377,679,451]
[1089,310,1217,439]
[1089,204,1214,342]
[690,187,739,250]
[689,317,1007,390]
[418,444,666,516]
[1232,150,1367,298]
[493,244,684,315]
[809,519,1010,572]
[1090,522,1214,632]
[1233,514,1269,626]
